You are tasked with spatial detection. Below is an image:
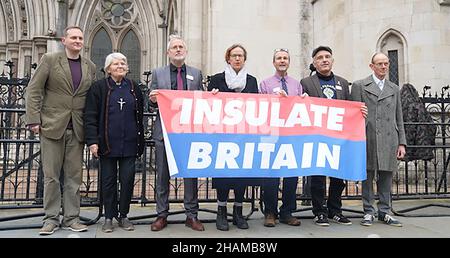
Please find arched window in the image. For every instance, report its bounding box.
[120,29,141,82]
[387,49,400,86]
[91,27,113,80]
[378,30,407,86]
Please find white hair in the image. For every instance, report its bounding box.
[104,52,127,72]
[167,34,187,50]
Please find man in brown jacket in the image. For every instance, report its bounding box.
[351,52,406,227]
[300,46,354,227]
[25,26,96,235]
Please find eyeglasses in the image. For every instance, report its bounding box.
[230,54,244,59]
[373,62,390,67]
[274,48,289,53]
[170,45,185,50]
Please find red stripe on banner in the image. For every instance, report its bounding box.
[157,90,366,141]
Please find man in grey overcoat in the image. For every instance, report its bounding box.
[148,35,205,232]
[351,52,406,227]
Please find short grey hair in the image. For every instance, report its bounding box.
[273,48,290,62]
[167,34,187,50]
[64,26,83,37]
[370,52,388,64]
[104,52,128,72]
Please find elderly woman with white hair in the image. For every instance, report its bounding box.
[84,52,144,233]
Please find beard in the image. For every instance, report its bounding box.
[172,55,186,62]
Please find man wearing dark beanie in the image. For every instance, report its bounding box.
[300,46,354,227]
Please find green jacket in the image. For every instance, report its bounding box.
[25,51,96,142]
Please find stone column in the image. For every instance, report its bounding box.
[0,45,6,69]
[181,0,203,70]
[299,0,313,79]
[56,0,68,37]
[47,0,68,52]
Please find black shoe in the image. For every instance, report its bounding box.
[232,206,249,229]
[216,206,229,231]
[329,213,352,225]
[314,213,330,226]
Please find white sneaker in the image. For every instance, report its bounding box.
[379,214,403,227]
[360,214,374,226]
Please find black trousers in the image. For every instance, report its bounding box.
[263,177,298,218]
[216,186,246,203]
[100,156,136,219]
[301,176,311,198]
[310,175,346,216]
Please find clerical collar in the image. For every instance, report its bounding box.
[317,71,334,81]
[108,77,126,87]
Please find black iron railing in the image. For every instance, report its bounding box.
[1,60,449,224]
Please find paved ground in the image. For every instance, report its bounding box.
[1,199,450,238]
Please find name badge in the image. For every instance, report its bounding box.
[272,87,281,93]
[186,74,194,81]
[336,85,342,90]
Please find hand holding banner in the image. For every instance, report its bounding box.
[157,90,366,180]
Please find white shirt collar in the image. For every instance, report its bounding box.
[372,74,385,86]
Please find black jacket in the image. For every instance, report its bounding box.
[84,78,145,157]
[207,71,261,189]
[207,72,258,93]
[300,73,350,100]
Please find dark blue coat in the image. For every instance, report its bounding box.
[84,77,145,157]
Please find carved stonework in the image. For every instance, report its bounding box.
[101,0,136,30]
[4,0,14,41]
[68,0,76,9]
[18,0,28,37]
[155,0,166,19]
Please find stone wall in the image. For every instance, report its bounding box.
[0,0,448,92]
[311,0,450,91]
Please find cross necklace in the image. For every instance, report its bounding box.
[117,98,126,111]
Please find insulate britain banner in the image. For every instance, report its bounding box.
[157,90,366,181]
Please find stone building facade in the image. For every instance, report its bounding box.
[0,0,449,92]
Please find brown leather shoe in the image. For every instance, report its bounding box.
[185,217,205,231]
[280,216,301,226]
[151,217,168,231]
[264,213,277,227]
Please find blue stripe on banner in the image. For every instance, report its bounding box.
[167,133,366,181]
